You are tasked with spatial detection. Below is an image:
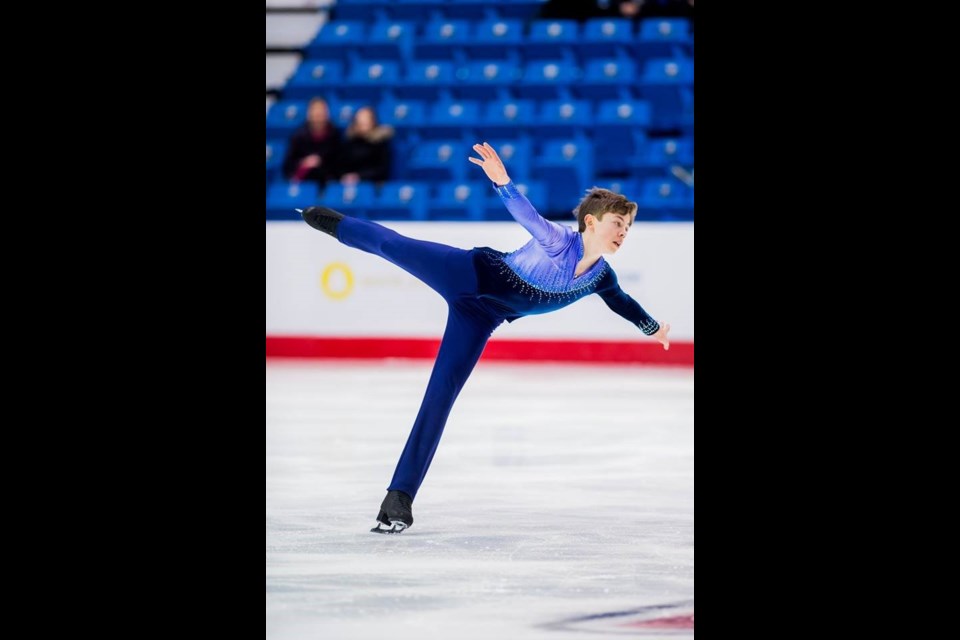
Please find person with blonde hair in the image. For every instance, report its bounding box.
[337,106,393,186]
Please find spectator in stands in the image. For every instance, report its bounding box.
[282,96,342,187]
[337,106,394,187]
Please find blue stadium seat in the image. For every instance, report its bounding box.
[525,20,580,59]
[283,60,345,100]
[517,60,581,100]
[343,60,400,100]
[479,98,537,137]
[636,178,694,220]
[358,20,416,61]
[636,18,693,59]
[579,18,634,58]
[655,137,694,165]
[428,182,485,220]
[533,99,593,139]
[266,100,308,138]
[322,183,378,218]
[628,136,693,177]
[578,58,639,99]
[531,138,595,213]
[638,57,694,131]
[455,60,520,100]
[406,139,469,182]
[593,99,652,172]
[305,21,367,61]
[427,100,482,137]
[595,99,652,130]
[374,181,430,220]
[266,181,319,219]
[466,19,524,59]
[378,99,428,131]
[415,19,472,59]
[639,57,695,84]
[398,61,457,101]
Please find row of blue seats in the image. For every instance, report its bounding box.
[267,134,692,186]
[270,97,656,135]
[271,97,658,131]
[307,17,691,62]
[266,178,693,222]
[267,89,693,139]
[282,56,692,101]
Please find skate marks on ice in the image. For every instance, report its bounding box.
[540,599,694,636]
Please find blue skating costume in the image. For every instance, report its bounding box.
[334,181,660,499]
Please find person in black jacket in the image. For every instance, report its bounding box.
[337,106,393,187]
[282,97,342,187]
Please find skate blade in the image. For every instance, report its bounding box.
[370,521,409,534]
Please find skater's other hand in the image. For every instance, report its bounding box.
[654,323,670,350]
[468,142,510,186]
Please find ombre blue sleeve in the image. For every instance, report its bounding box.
[492,181,568,256]
[595,269,661,336]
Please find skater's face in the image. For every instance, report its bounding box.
[587,212,632,254]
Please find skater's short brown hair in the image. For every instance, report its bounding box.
[572,187,638,233]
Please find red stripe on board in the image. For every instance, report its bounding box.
[266,336,693,365]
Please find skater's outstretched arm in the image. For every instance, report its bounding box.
[596,271,671,350]
[469,142,566,255]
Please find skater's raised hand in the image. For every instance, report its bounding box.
[654,323,671,351]
[469,142,511,186]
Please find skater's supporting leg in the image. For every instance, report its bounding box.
[387,299,503,500]
[371,490,414,534]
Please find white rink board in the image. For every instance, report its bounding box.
[266,221,694,339]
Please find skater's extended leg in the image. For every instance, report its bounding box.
[301,206,475,300]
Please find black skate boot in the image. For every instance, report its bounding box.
[297,206,344,237]
[370,490,414,534]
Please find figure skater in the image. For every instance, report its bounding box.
[298,142,670,533]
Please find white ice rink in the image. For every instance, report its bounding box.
[266,360,694,638]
